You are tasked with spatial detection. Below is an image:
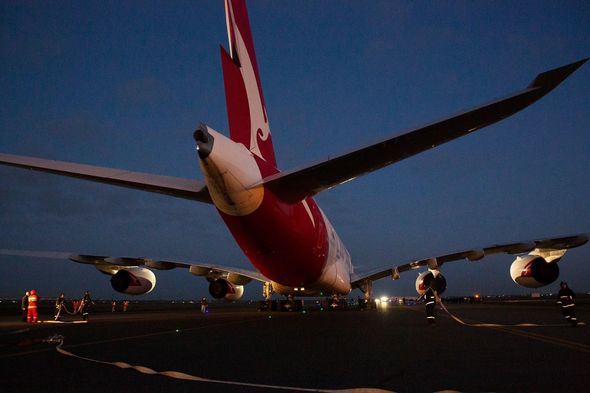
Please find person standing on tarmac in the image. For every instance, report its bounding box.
[80,291,93,321]
[422,287,439,325]
[54,293,66,321]
[557,281,577,327]
[27,289,39,323]
[21,291,29,322]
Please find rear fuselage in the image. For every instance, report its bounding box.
[197,126,352,295]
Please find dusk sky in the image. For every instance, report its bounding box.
[1,1,589,300]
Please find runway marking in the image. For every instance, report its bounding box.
[488,326,590,354]
[0,328,30,336]
[42,320,87,324]
[63,315,268,350]
[0,315,266,359]
[438,302,587,328]
[436,303,590,353]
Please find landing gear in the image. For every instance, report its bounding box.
[259,282,274,311]
[359,280,376,310]
[283,295,294,312]
[262,282,273,301]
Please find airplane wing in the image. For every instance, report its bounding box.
[0,153,212,203]
[350,234,588,286]
[0,249,267,285]
[261,59,588,203]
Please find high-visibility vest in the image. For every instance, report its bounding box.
[28,294,38,309]
[424,290,436,305]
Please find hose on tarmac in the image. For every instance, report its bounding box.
[438,301,585,327]
[43,334,395,393]
[55,302,84,316]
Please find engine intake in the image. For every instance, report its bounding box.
[510,255,559,288]
[110,267,156,295]
[208,279,244,301]
[415,271,447,295]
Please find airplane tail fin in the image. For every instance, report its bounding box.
[221,0,277,167]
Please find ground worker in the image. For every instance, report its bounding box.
[80,291,93,321]
[54,293,65,321]
[200,297,208,313]
[111,300,116,312]
[329,294,338,310]
[422,287,438,325]
[27,289,39,323]
[123,300,129,312]
[21,291,29,322]
[73,299,80,314]
[557,281,577,327]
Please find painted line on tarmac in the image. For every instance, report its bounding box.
[42,320,88,324]
[488,326,590,354]
[435,303,590,353]
[438,302,586,328]
[0,327,30,336]
[63,315,269,350]
[403,303,585,328]
[0,314,265,359]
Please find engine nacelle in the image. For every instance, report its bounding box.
[110,267,156,295]
[415,270,447,296]
[510,255,559,288]
[208,279,244,301]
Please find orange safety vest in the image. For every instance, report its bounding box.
[28,294,38,309]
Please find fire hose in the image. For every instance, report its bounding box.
[438,301,585,327]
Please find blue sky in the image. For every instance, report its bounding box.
[1,1,589,299]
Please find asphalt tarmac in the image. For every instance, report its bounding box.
[1,301,589,393]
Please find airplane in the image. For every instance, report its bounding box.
[0,0,588,301]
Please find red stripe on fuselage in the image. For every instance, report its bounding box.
[218,1,328,286]
[219,185,328,287]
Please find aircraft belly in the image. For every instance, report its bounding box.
[219,191,328,287]
[311,213,352,294]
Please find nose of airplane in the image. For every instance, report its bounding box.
[193,124,214,159]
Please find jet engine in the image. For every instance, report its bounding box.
[208,279,244,301]
[415,270,447,296]
[110,267,156,295]
[510,255,559,288]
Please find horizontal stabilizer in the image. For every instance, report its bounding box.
[0,153,212,203]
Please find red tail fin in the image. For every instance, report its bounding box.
[221,0,277,167]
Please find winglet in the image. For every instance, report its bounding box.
[528,58,588,91]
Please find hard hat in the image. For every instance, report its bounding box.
[30,289,37,295]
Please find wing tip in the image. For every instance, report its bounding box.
[528,58,588,90]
